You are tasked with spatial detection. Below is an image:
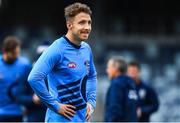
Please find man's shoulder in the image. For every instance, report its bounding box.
[81,42,91,49]
[115,75,136,89]
[46,37,66,53]
[52,37,66,46]
[112,75,127,86]
[117,75,134,83]
[140,81,156,92]
[18,56,31,66]
[81,41,89,46]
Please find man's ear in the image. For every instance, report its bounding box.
[66,21,72,30]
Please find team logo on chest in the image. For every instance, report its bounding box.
[67,62,76,68]
[128,90,138,100]
[139,89,146,99]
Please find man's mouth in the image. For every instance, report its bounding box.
[80,30,90,34]
[81,32,89,34]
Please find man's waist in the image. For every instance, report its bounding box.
[58,95,87,111]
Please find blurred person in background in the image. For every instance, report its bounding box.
[104,57,137,122]
[127,61,159,122]
[14,69,46,122]
[0,36,47,122]
[15,41,49,122]
[28,2,97,122]
[0,36,31,122]
[23,40,51,122]
[36,40,50,60]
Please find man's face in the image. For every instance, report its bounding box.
[106,60,118,80]
[68,12,92,41]
[5,47,20,63]
[127,66,140,81]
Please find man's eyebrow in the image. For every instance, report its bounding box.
[78,20,87,22]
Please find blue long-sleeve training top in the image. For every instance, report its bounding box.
[28,36,97,122]
[0,55,31,116]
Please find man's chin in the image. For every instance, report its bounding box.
[79,35,89,41]
[80,37,88,41]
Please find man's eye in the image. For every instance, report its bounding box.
[79,21,86,24]
[88,21,92,25]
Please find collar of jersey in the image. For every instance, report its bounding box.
[1,57,18,65]
[63,35,81,49]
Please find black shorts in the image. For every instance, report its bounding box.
[0,115,23,122]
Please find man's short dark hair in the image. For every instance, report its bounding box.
[128,60,141,70]
[2,36,21,52]
[64,2,92,21]
[110,56,127,74]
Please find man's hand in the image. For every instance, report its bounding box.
[86,104,91,121]
[86,103,94,121]
[32,94,41,105]
[57,104,76,120]
[137,107,142,118]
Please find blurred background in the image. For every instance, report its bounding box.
[0,0,180,121]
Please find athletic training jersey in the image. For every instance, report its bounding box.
[0,56,31,116]
[28,36,97,122]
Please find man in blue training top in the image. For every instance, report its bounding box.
[104,57,137,122]
[0,36,31,121]
[28,2,97,122]
[127,61,159,122]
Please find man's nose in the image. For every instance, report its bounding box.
[84,23,91,30]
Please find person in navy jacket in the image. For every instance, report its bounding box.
[127,61,159,122]
[104,57,138,122]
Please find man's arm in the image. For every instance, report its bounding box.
[28,41,61,113]
[86,47,97,109]
[85,46,97,121]
[9,60,38,107]
[15,63,35,106]
[140,87,159,115]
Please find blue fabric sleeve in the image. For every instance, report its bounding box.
[8,58,34,106]
[14,63,34,106]
[86,46,97,109]
[141,87,159,115]
[28,41,62,113]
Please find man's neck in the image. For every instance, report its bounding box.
[2,54,8,62]
[135,79,141,85]
[65,32,81,46]
[114,72,121,78]
[2,53,17,64]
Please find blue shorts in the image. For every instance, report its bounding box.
[45,107,87,122]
